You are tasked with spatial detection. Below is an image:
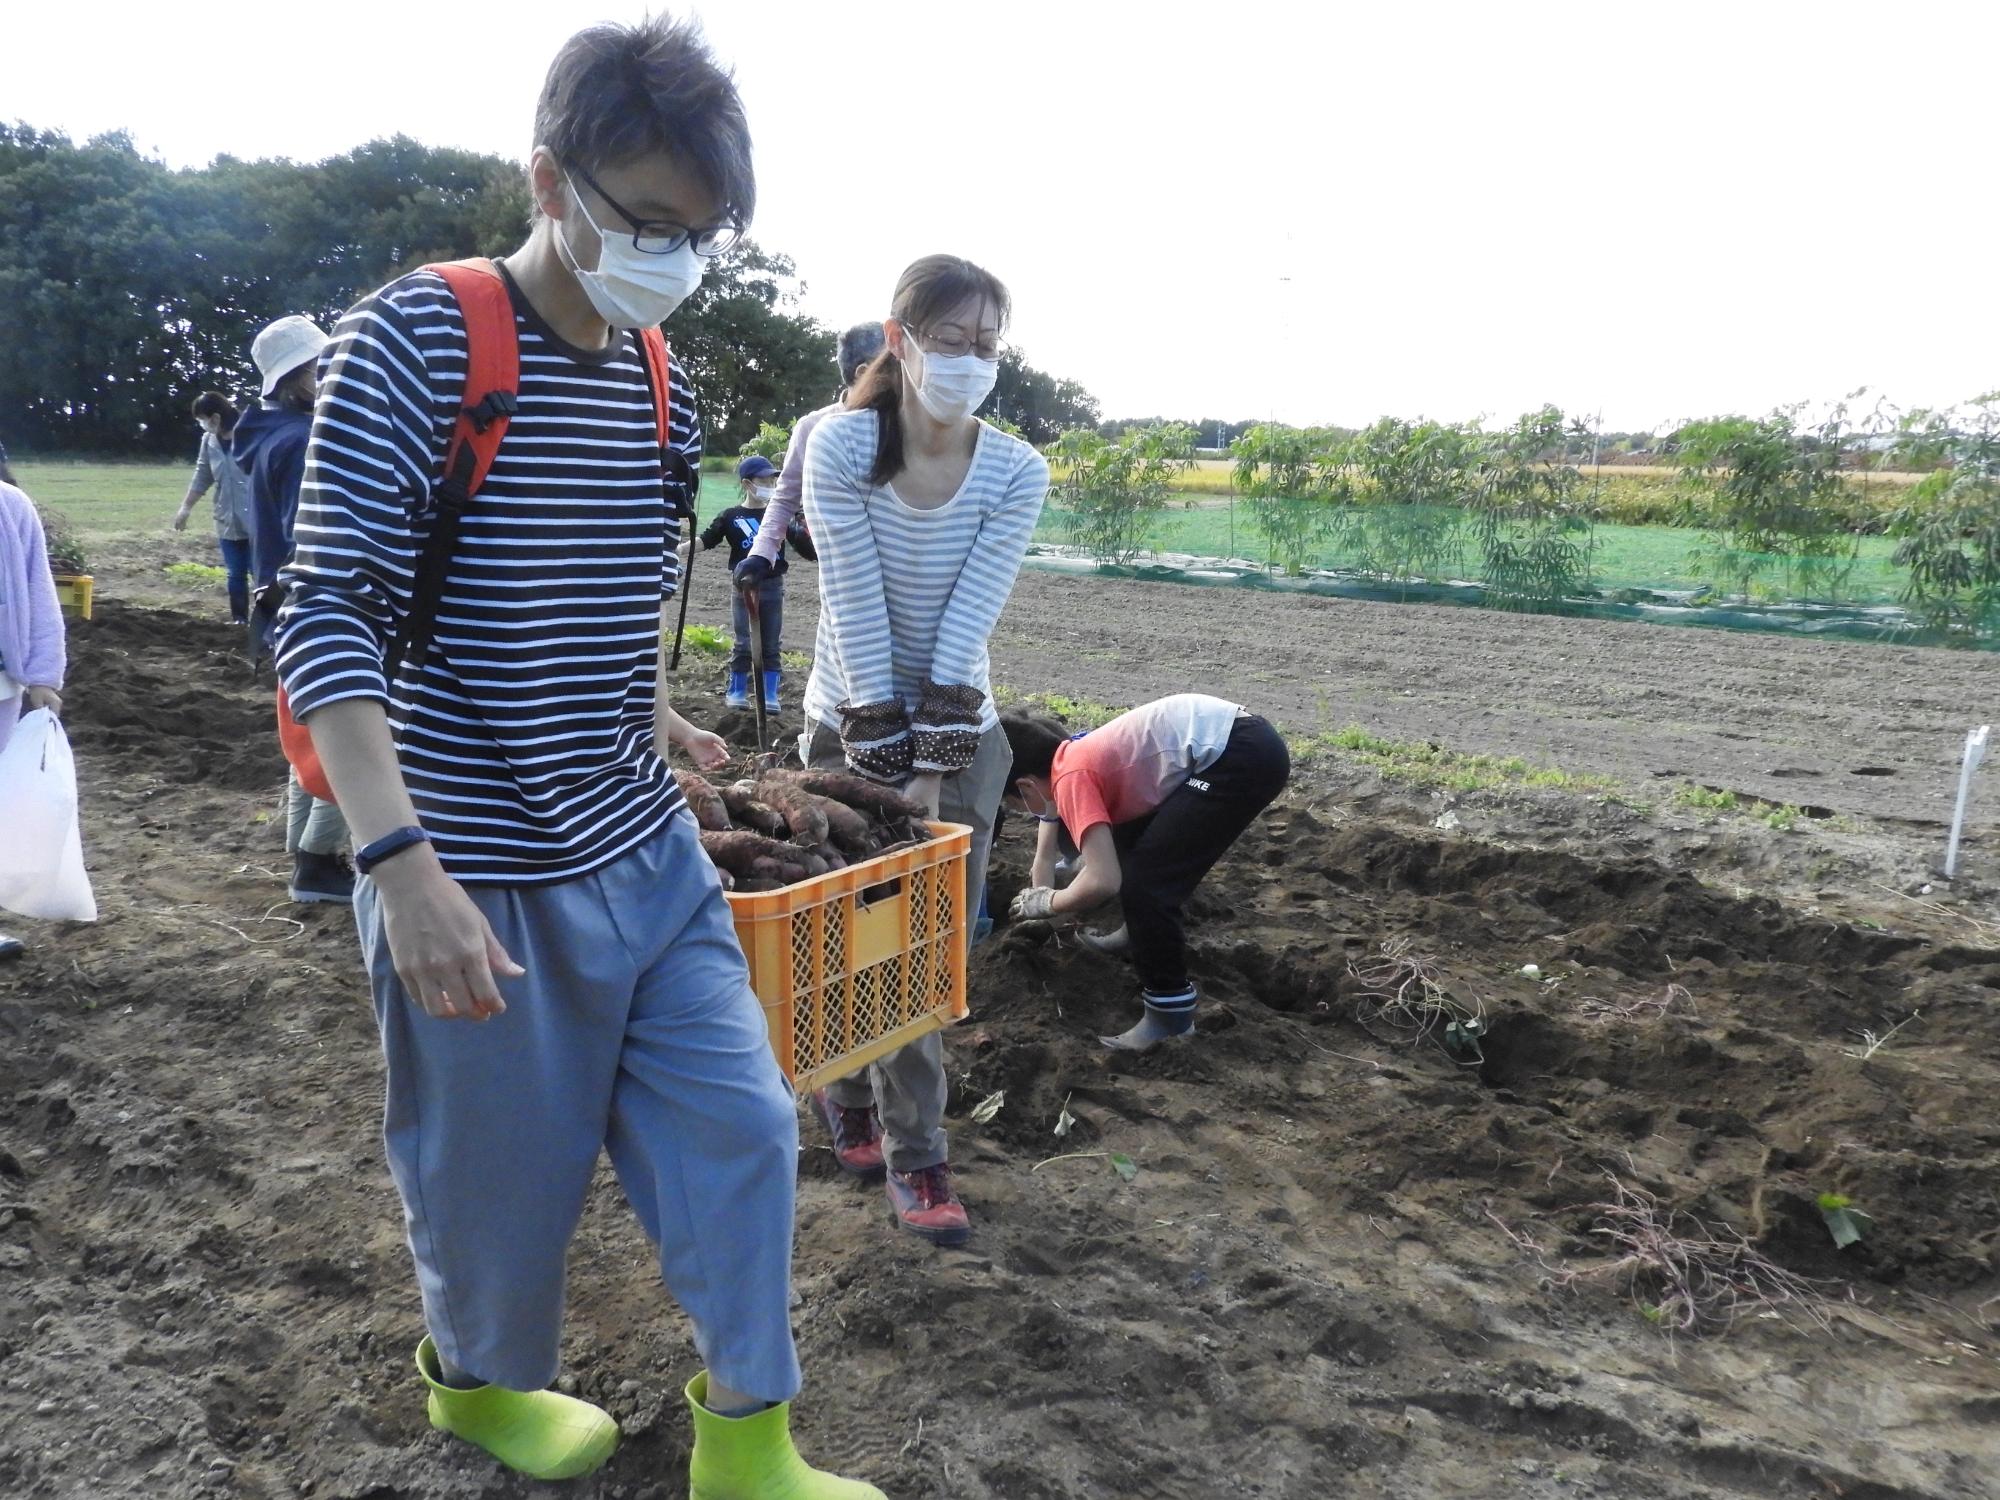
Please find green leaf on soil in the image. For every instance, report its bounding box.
[1818,1195,1872,1249]
[1109,1152,1138,1182]
[1442,1018,1487,1064]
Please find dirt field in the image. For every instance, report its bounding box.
[4,549,1999,1499]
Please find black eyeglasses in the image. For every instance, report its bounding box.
[565,159,742,258]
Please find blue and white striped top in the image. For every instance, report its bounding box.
[274,264,700,885]
[800,409,1048,770]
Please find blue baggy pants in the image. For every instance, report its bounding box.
[355,814,803,1399]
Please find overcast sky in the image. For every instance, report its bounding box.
[14,0,1996,431]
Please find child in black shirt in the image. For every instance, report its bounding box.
[701,454,816,711]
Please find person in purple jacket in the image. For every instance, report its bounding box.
[0,443,70,960]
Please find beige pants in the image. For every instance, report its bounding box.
[803,719,1010,1172]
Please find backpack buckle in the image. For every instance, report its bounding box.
[464,389,518,433]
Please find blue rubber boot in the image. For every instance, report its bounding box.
[726,672,752,709]
[761,671,782,714]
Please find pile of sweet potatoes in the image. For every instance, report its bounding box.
[675,766,933,891]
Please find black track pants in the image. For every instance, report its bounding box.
[1112,714,1290,993]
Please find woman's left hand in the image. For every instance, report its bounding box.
[24,686,62,717]
[677,728,730,770]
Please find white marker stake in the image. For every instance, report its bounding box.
[1943,725,1990,881]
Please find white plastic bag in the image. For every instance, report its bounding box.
[0,708,97,922]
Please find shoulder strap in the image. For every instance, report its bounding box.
[387,258,520,679]
[637,326,697,520]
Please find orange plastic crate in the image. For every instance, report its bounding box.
[726,821,972,1093]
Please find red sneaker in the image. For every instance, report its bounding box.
[884,1163,971,1246]
[811,1090,885,1180]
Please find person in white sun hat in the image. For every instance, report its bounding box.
[232,313,330,608]
[230,311,349,904]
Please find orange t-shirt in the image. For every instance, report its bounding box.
[1050,693,1244,840]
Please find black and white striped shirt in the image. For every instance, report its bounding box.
[275,264,700,885]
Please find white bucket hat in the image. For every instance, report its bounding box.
[251,315,330,397]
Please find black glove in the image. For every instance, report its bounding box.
[733,555,774,592]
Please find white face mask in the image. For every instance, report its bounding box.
[1017,780,1061,824]
[904,335,999,424]
[558,187,706,329]
[746,482,773,507]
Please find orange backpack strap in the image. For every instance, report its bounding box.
[637,326,697,523]
[275,259,519,807]
[387,258,521,678]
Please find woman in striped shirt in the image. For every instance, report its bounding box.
[799,255,1049,1246]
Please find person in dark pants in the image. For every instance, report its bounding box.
[232,313,352,906]
[173,392,254,624]
[1001,694,1291,1051]
[699,455,814,711]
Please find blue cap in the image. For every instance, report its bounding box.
[737,455,778,481]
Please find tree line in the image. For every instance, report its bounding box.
[0,124,1102,459]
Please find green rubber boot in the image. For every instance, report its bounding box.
[685,1372,885,1499]
[416,1336,619,1481]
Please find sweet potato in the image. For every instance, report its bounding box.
[753,779,830,847]
[700,829,818,881]
[674,771,729,832]
[799,792,874,855]
[719,781,788,837]
[769,767,929,821]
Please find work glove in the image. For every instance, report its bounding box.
[733,555,774,592]
[1009,886,1058,921]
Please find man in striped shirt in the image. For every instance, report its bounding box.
[274,17,881,1498]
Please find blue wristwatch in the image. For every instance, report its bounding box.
[354,825,431,875]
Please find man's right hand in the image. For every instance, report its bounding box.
[371,849,523,1021]
[732,555,774,593]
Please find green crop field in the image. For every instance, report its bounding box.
[11,457,1912,610]
[13,459,188,537]
[1034,502,1909,605]
[1131,463,1918,529]
[14,457,747,544]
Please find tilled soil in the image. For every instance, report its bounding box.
[2,595,1998,1499]
[775,561,1988,832]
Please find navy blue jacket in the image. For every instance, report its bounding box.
[229,402,312,589]
[700,504,817,573]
